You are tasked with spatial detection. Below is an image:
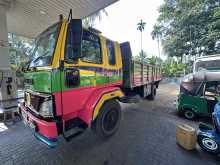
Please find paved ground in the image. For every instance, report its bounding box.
[0,83,220,165]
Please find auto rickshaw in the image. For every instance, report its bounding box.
[177,71,220,120]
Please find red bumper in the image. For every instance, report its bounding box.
[20,105,58,139]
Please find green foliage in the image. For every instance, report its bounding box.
[147,56,163,65]
[134,51,148,62]
[152,0,220,59]
[151,24,162,41]
[134,51,163,66]
[8,33,33,80]
[137,19,146,32]
[162,58,187,77]
[148,56,162,65]
[83,9,108,27]
[137,19,146,62]
[148,56,157,65]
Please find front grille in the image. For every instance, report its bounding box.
[24,92,46,113]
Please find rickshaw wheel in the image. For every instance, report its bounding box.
[183,109,196,120]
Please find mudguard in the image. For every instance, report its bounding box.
[78,87,124,125]
[197,128,220,144]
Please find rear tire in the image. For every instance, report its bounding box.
[183,109,196,120]
[92,99,122,139]
[198,135,220,155]
[148,85,156,100]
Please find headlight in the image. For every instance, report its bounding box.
[39,99,53,118]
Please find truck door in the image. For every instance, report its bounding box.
[61,26,105,118]
[106,40,121,84]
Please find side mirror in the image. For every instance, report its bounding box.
[65,19,83,63]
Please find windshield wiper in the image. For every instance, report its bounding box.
[28,51,50,69]
[31,56,44,64]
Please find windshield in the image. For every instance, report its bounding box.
[195,59,220,72]
[29,23,60,68]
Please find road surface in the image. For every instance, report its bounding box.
[0,83,219,165]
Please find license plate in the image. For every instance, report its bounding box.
[21,111,36,131]
[21,111,28,125]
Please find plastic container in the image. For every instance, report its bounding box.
[176,124,197,150]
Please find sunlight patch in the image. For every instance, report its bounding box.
[0,122,8,132]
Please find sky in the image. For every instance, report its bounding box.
[94,0,164,58]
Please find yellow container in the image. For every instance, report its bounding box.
[176,124,197,150]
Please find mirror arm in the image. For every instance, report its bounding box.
[59,60,64,71]
[68,9,73,22]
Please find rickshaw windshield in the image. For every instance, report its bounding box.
[195,60,220,72]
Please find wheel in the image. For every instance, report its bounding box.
[92,99,122,139]
[183,109,196,120]
[148,85,156,100]
[198,135,220,155]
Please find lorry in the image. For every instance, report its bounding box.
[19,14,162,147]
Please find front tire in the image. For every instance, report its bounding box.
[92,99,122,139]
[198,135,220,155]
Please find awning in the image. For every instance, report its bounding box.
[3,0,118,38]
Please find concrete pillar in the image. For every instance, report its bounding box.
[0,5,17,110]
[0,5,10,69]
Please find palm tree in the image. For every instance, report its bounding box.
[137,19,146,62]
[83,9,108,27]
[151,24,162,59]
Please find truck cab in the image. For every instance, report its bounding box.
[20,19,124,146]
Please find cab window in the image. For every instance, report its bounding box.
[106,40,116,65]
[81,31,102,64]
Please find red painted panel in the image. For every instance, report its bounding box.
[53,81,122,124]
[53,93,62,116]
[20,105,58,139]
[79,86,121,125]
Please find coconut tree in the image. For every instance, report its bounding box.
[83,9,108,27]
[137,19,146,62]
[151,24,162,59]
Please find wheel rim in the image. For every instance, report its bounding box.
[102,109,119,132]
[202,138,218,151]
[184,111,194,119]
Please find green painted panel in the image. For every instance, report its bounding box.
[24,68,122,93]
[109,74,122,83]
[178,94,208,114]
[24,71,52,93]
